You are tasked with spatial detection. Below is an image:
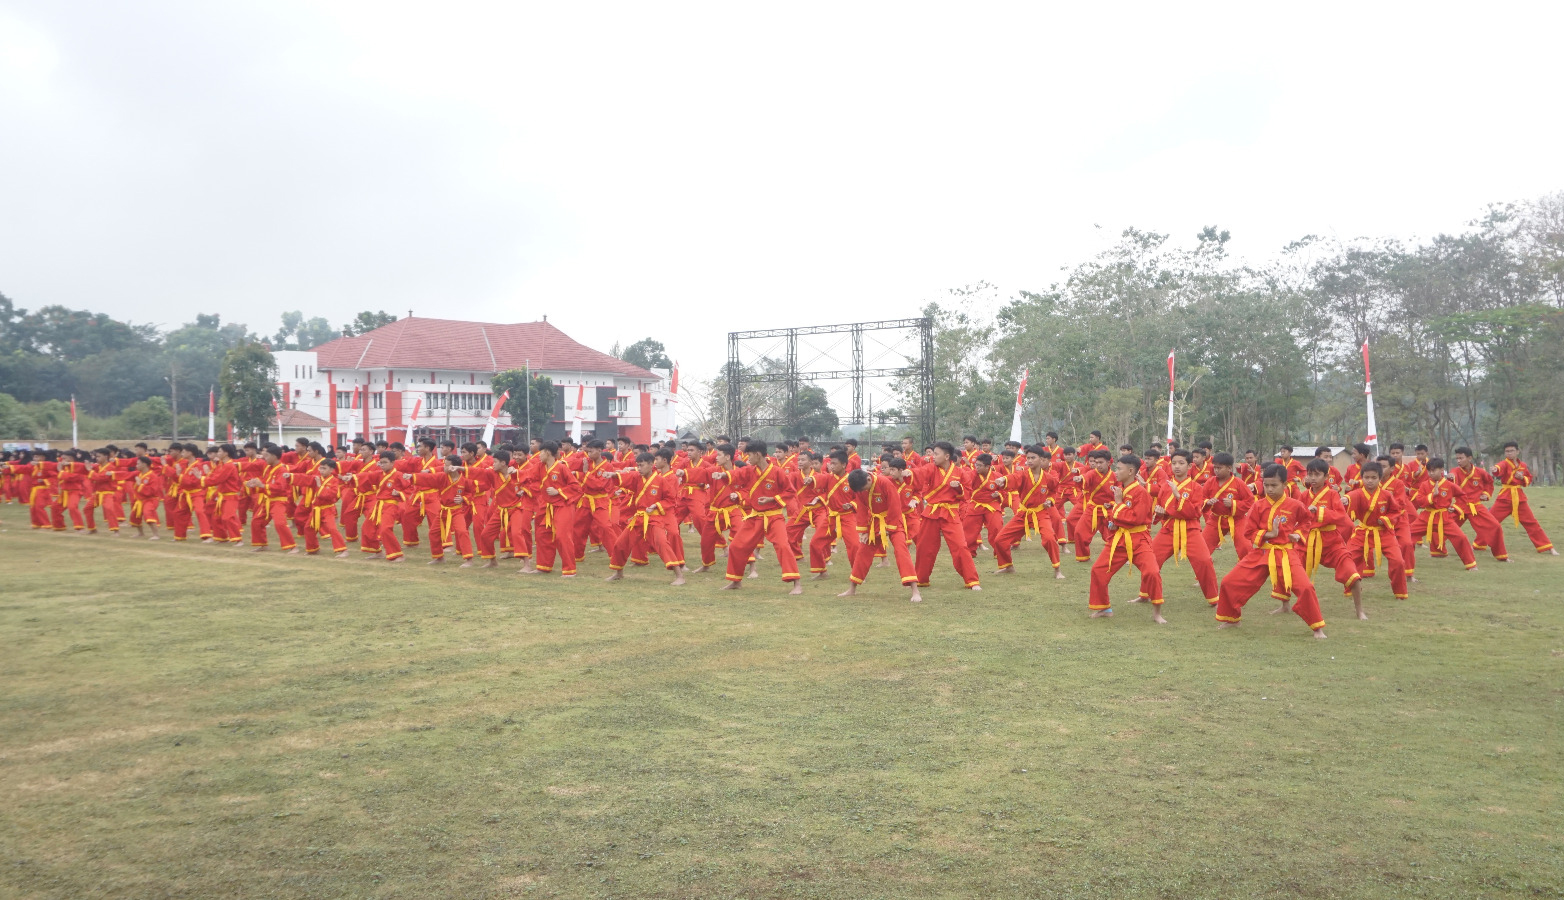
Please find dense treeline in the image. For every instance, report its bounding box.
[0,298,403,439]
[924,195,1564,481]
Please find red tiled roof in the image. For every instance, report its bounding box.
[310,318,656,379]
[276,407,333,428]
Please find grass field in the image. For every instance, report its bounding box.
[2,491,1562,899]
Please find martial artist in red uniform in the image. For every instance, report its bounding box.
[518,441,580,576]
[720,441,803,592]
[1086,454,1166,622]
[908,442,982,590]
[605,451,688,583]
[1451,448,1509,562]
[1214,464,1327,639]
[1345,463,1410,601]
[990,445,1064,577]
[1414,458,1479,571]
[838,465,921,601]
[1201,453,1254,557]
[1146,450,1219,605]
[1300,459,1365,620]
[1490,441,1556,554]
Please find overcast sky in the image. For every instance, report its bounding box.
[3,1,1561,385]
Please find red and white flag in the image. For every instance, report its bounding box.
[482,389,510,446]
[70,395,78,448]
[570,384,586,443]
[1008,368,1028,444]
[272,396,284,445]
[1165,350,1176,441]
[406,396,422,441]
[1362,341,1378,448]
[208,388,216,442]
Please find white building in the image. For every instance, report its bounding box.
[271,317,678,446]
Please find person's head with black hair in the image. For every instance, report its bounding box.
[715,443,736,465]
[931,440,957,465]
[319,458,338,473]
[847,467,871,492]
[1087,448,1113,471]
[1351,443,1372,462]
[1315,445,1332,458]
[261,443,282,462]
[537,440,560,463]
[1260,463,1289,499]
[1360,461,1384,489]
[1427,456,1445,477]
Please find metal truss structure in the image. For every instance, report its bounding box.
[726,317,935,447]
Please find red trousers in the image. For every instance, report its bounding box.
[249,499,295,549]
[1149,519,1219,602]
[611,513,680,570]
[477,505,528,560]
[788,508,823,562]
[573,498,621,561]
[1346,525,1408,599]
[1462,503,1509,560]
[962,507,1005,565]
[1088,528,1163,609]
[432,506,473,560]
[849,527,915,585]
[1302,527,1364,596]
[209,493,242,542]
[533,504,577,574]
[724,512,801,582]
[1413,511,1477,569]
[85,490,123,532]
[807,513,851,573]
[912,514,980,588]
[303,507,347,554]
[1203,511,1253,559]
[1216,545,1325,631]
[991,508,1061,570]
[340,500,361,541]
[1067,503,1109,562]
[378,513,405,561]
[127,497,158,526]
[1490,490,1553,552]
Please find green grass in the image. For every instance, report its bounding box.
[1,491,1562,899]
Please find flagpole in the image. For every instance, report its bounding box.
[70,395,78,448]
[1166,350,1176,442]
[208,387,216,442]
[1362,341,1378,452]
[1008,368,1028,444]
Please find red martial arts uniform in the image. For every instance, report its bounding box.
[910,460,981,588]
[722,460,801,584]
[1087,480,1164,609]
[1149,475,1219,603]
[1490,458,1553,553]
[1345,486,1409,600]
[1214,494,1326,631]
[848,472,917,586]
[990,464,1061,571]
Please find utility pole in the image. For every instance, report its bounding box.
[524,359,531,449]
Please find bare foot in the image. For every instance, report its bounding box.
[969,584,982,591]
[386,556,404,564]
[516,566,539,575]
[1152,610,1168,624]
[459,561,474,568]
[483,559,497,568]
[1408,575,1419,584]
[1129,596,1149,604]
[560,573,576,579]
[837,585,857,597]
[720,580,740,591]
[1217,621,1238,629]
[1271,602,1289,615]
[252,546,266,552]
[201,538,214,544]
[1089,608,1113,618]
[811,573,829,581]
[996,567,1015,576]
[148,535,161,541]
[427,557,443,565]
[1054,569,1066,580]
[334,552,348,559]
[693,565,711,574]
[908,586,923,603]
[286,548,300,555]
[1313,629,1328,640]
[788,582,803,595]
[604,571,623,582]
[746,567,759,579]
[670,572,686,586]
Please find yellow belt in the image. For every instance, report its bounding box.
[310,505,327,532]
[711,506,737,531]
[1017,506,1048,537]
[1168,518,1191,563]
[580,494,610,512]
[628,509,656,538]
[1356,524,1386,567]
[1429,510,1447,550]
[925,502,961,517]
[1500,484,1523,527]
[743,507,787,521]
[864,511,892,544]
[1106,523,1148,558]
[1304,528,1323,576]
[1264,545,1294,596]
[973,501,1001,514]
[1211,512,1235,547]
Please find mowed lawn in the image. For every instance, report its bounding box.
[1,492,1561,900]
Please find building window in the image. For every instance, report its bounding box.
[607,397,628,417]
[371,392,384,409]
[336,391,352,409]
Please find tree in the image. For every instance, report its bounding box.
[619,338,673,370]
[0,392,37,438]
[272,311,341,350]
[220,343,278,434]
[163,313,257,418]
[341,310,398,337]
[791,385,839,438]
[119,396,173,438]
[491,368,554,442]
